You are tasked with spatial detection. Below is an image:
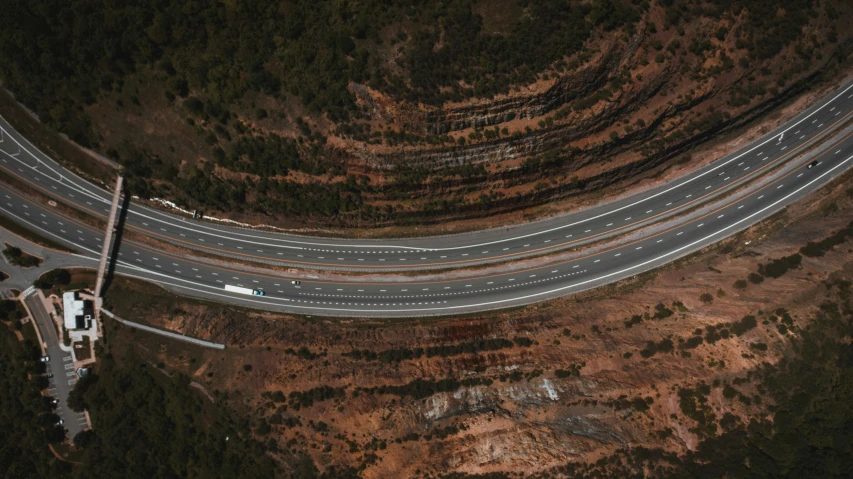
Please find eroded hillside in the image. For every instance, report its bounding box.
[95,167,853,476]
[1,0,851,230]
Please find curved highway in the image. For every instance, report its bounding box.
[1,130,851,316]
[0,82,852,271]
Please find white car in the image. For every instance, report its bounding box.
[55,419,64,426]
[40,356,50,362]
[291,280,301,285]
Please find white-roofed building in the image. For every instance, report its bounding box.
[62,291,93,330]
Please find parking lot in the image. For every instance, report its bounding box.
[24,289,88,440]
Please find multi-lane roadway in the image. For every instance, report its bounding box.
[1,82,852,272]
[0,83,851,316]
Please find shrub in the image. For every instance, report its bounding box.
[3,246,41,268]
[722,385,738,399]
[731,315,758,336]
[734,279,748,289]
[799,221,853,257]
[34,269,72,289]
[682,336,704,349]
[758,254,802,278]
[747,273,765,285]
[699,293,714,304]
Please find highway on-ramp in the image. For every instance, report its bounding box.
[1,82,852,271]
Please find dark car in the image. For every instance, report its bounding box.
[807,160,819,169]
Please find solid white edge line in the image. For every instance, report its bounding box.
[1,81,852,253]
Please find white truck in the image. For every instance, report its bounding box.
[224,284,265,296]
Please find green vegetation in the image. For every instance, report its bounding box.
[283,346,327,361]
[624,314,643,328]
[0,314,71,477]
[0,0,646,146]
[680,335,704,350]
[678,383,717,439]
[652,303,674,319]
[552,280,853,478]
[640,338,674,358]
[67,354,279,477]
[344,337,525,363]
[0,299,26,323]
[606,395,653,413]
[800,220,853,257]
[287,386,347,411]
[758,253,802,279]
[555,363,585,378]
[34,268,72,290]
[0,0,831,228]
[2,245,41,267]
[363,377,493,400]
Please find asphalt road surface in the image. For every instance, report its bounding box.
[1,82,852,271]
[24,291,88,439]
[2,129,851,316]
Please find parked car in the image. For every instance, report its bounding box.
[55,419,64,426]
[40,356,50,362]
[45,373,53,378]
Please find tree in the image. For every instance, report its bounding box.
[73,430,96,448]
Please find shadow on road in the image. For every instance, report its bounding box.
[100,191,129,297]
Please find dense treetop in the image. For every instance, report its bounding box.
[3,0,650,145]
